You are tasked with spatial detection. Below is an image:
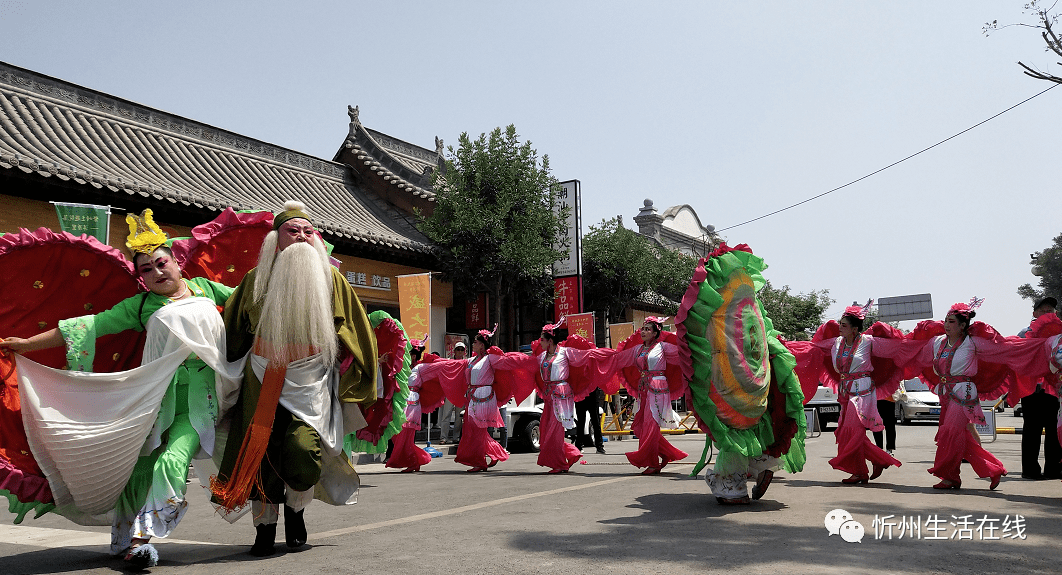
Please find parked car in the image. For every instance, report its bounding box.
[896,378,940,424]
[806,386,841,427]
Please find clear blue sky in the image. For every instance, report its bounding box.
[1,1,1056,334]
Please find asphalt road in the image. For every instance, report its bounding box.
[2,410,1060,575]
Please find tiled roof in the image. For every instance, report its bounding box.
[0,61,433,256]
[336,105,440,203]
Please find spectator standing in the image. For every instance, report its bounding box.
[1017,297,1062,480]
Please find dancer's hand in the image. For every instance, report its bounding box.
[0,328,63,353]
[0,337,31,353]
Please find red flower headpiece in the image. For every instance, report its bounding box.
[948,297,984,316]
[409,333,429,350]
[843,299,874,320]
[644,316,669,329]
[478,324,498,339]
[542,316,566,335]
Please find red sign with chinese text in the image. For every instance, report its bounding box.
[553,276,582,322]
[466,292,488,330]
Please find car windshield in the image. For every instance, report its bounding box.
[904,379,930,392]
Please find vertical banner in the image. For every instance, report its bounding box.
[52,202,111,244]
[465,292,488,330]
[552,179,583,322]
[551,180,582,277]
[397,273,432,354]
[566,312,595,342]
[553,276,582,322]
[609,323,635,349]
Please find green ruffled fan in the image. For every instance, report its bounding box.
[675,243,807,475]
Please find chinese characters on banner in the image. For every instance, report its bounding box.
[551,180,582,277]
[565,312,595,342]
[53,202,110,244]
[609,323,635,348]
[553,276,582,322]
[397,273,431,354]
[466,292,488,330]
[345,271,393,291]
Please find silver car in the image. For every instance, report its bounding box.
[896,378,940,424]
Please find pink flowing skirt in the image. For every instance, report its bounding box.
[829,402,900,475]
[928,395,1005,482]
[385,427,432,471]
[454,419,509,469]
[537,394,582,471]
[625,403,687,470]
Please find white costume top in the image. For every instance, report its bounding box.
[16,298,244,524]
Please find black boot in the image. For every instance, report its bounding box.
[284,505,307,548]
[249,523,277,557]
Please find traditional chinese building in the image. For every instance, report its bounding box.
[614,199,721,338]
[0,61,455,346]
[633,198,719,257]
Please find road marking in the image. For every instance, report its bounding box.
[1,477,638,550]
[311,476,635,541]
[0,524,225,550]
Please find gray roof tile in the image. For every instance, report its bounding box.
[0,62,433,255]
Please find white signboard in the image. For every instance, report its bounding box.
[975,409,997,443]
[877,293,933,322]
[552,179,582,277]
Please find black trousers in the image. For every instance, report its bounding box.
[872,399,896,452]
[575,388,604,450]
[1021,389,1062,477]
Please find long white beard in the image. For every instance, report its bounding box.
[255,241,338,366]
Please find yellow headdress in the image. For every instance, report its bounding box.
[125,209,169,255]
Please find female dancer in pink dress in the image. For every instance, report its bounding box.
[418,326,535,472]
[384,338,437,473]
[906,299,1046,490]
[532,319,619,474]
[614,317,688,475]
[808,301,904,484]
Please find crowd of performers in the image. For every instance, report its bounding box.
[0,204,1060,568]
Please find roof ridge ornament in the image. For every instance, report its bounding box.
[347,105,360,126]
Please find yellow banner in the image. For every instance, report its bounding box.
[609,322,635,348]
[398,273,431,354]
[566,312,595,342]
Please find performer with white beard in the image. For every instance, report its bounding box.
[211,201,378,557]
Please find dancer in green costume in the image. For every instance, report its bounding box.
[675,243,807,505]
[1,210,242,568]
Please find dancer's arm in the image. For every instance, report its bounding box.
[0,328,64,353]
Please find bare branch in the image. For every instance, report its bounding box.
[1019,60,1062,82]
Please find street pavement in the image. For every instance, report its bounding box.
[2,411,1061,575]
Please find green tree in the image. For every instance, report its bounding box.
[582,217,697,320]
[419,125,568,350]
[1018,232,1062,303]
[758,281,834,341]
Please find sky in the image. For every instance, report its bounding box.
[0,1,1058,335]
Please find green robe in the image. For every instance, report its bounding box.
[217,265,378,502]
